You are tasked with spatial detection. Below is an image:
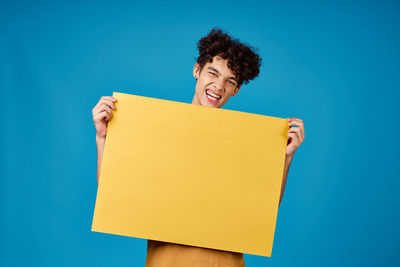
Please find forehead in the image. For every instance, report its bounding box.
[205,56,236,78]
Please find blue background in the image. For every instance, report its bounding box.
[1,0,399,266]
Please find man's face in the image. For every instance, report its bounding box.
[192,56,241,108]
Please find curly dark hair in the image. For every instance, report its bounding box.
[196,27,262,86]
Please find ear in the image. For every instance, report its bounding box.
[232,84,241,96]
[193,63,200,79]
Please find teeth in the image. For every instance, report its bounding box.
[207,94,218,100]
[207,90,221,99]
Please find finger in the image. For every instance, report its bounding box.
[101,96,117,102]
[95,111,112,123]
[289,127,303,143]
[288,127,300,135]
[287,117,303,123]
[104,112,113,121]
[92,101,102,112]
[94,110,112,122]
[92,104,110,118]
[288,120,305,139]
[99,103,112,115]
[92,96,117,113]
[287,132,299,146]
[287,132,296,142]
[93,110,108,122]
[287,132,297,139]
[92,101,115,116]
[96,99,116,112]
[101,99,117,110]
[288,120,303,127]
[288,126,301,132]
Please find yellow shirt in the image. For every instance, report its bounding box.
[145,240,246,267]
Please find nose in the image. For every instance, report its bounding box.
[212,77,225,93]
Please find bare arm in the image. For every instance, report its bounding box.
[279,154,293,206]
[96,136,106,185]
[92,96,117,185]
[278,118,305,206]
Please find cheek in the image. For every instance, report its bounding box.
[221,94,232,104]
[197,78,206,88]
[226,89,235,97]
[195,80,203,92]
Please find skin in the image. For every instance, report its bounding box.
[192,56,241,108]
[92,55,305,205]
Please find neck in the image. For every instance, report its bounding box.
[192,94,201,105]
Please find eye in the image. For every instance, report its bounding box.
[227,80,235,86]
[208,72,217,76]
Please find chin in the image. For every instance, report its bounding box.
[202,100,220,108]
[202,93,223,108]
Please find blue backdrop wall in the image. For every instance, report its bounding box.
[1,0,399,266]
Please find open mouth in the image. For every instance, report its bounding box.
[206,89,221,101]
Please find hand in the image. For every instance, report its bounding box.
[92,96,117,139]
[286,118,305,156]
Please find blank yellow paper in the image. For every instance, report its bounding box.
[92,92,288,257]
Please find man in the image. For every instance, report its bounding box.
[92,28,305,267]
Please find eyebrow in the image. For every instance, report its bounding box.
[207,67,237,83]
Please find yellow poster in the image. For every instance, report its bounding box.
[92,92,288,257]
